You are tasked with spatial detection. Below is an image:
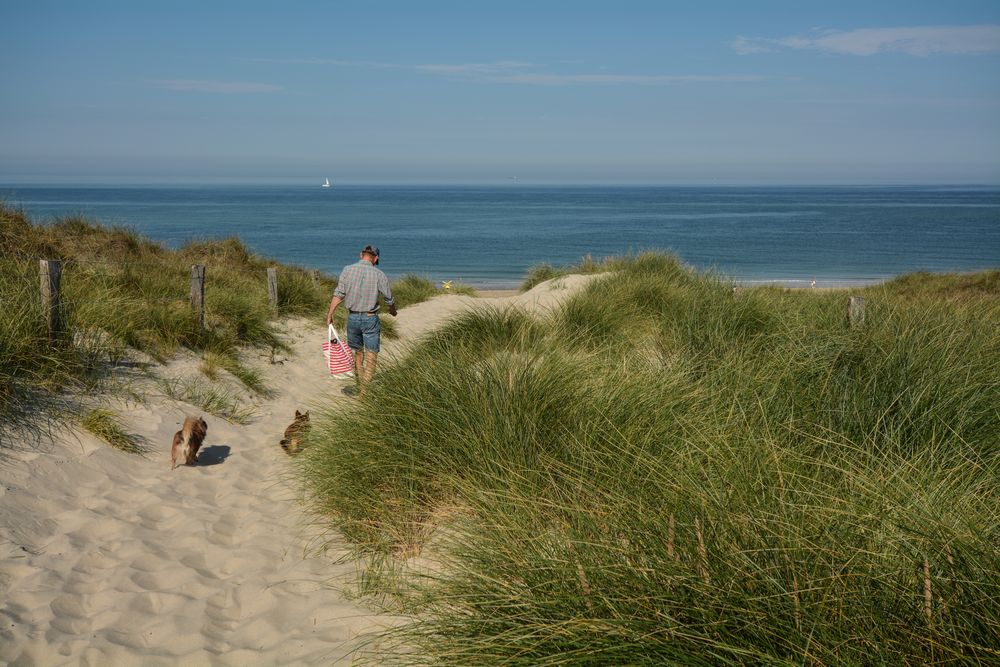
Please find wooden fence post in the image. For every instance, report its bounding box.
[848,296,865,328]
[39,259,62,343]
[267,267,278,312]
[311,269,320,286]
[190,265,206,330]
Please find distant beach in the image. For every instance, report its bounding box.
[2,184,998,289]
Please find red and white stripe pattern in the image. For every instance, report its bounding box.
[323,324,355,378]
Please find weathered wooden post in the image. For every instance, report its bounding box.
[848,296,865,328]
[39,259,62,343]
[311,269,320,286]
[190,265,206,330]
[267,267,279,312]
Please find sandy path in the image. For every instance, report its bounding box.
[389,274,595,349]
[0,274,595,666]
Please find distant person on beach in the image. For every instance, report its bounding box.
[326,245,397,395]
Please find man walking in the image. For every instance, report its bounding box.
[326,245,396,395]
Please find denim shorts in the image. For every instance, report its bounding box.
[347,312,381,352]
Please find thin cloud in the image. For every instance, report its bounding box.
[152,79,284,93]
[788,96,1000,109]
[731,38,780,55]
[734,24,1000,56]
[242,57,386,67]
[242,57,535,75]
[490,73,763,85]
[411,61,534,76]
[245,57,759,85]
[409,62,759,84]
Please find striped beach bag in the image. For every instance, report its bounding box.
[322,323,355,379]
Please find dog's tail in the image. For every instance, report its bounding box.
[179,429,192,465]
[280,437,297,455]
[172,424,193,470]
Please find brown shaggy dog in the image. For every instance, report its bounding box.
[280,410,310,455]
[171,416,208,469]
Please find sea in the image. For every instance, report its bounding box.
[3,185,998,289]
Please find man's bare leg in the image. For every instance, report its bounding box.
[360,350,378,396]
[353,349,364,388]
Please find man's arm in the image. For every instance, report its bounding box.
[326,295,343,325]
[328,269,349,324]
[379,272,397,317]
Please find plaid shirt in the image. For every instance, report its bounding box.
[334,259,395,313]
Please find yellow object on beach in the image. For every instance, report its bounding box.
[442,280,452,291]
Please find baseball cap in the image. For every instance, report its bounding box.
[362,244,380,258]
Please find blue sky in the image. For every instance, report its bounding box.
[2,0,999,184]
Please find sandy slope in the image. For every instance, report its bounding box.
[0,274,597,666]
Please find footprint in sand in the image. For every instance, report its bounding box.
[62,572,105,595]
[71,551,116,576]
[129,552,173,574]
[96,537,133,557]
[207,513,241,546]
[49,594,94,635]
[217,551,270,577]
[202,588,243,651]
[178,553,217,579]
[126,562,193,594]
[127,590,188,616]
[135,503,182,531]
[66,522,118,549]
[232,477,257,494]
[63,551,119,599]
[129,571,165,592]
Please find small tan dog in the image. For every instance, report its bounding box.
[280,410,310,455]
[171,416,208,469]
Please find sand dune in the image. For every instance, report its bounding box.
[0,275,596,666]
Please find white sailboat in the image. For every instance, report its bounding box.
[322,177,331,188]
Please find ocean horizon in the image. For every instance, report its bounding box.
[3,184,998,289]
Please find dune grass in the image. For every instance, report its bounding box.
[79,408,149,454]
[200,351,273,397]
[1,202,328,358]
[0,203,329,439]
[298,253,1000,664]
[156,378,258,425]
[392,275,444,306]
[520,253,627,291]
[391,274,478,304]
